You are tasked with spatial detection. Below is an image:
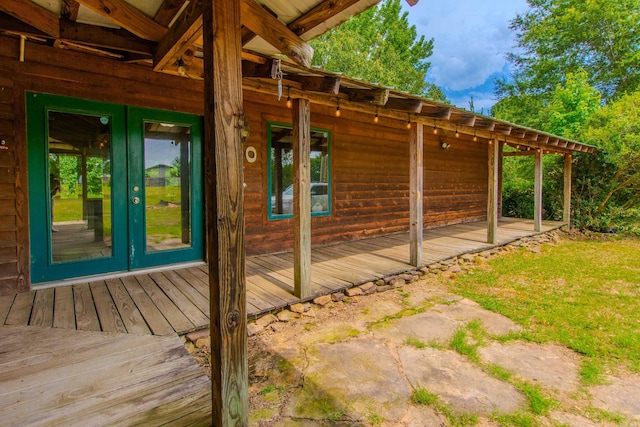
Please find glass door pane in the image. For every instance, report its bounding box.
[143,122,192,252]
[48,111,113,262]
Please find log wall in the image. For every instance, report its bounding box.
[0,34,487,294]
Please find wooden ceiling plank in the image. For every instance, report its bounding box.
[154,0,187,27]
[240,0,313,67]
[75,0,167,42]
[298,76,340,94]
[385,98,423,113]
[342,87,389,105]
[153,0,203,71]
[62,0,80,21]
[0,0,60,37]
[59,20,154,55]
[288,0,360,36]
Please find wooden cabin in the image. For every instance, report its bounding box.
[0,0,595,423]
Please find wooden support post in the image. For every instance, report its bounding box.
[563,153,572,226]
[293,98,311,298]
[409,122,423,266]
[203,0,248,425]
[534,149,543,232]
[487,140,499,244]
[497,141,504,218]
[180,138,190,244]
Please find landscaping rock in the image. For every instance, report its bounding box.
[195,337,210,349]
[256,314,277,329]
[358,282,376,295]
[277,310,295,322]
[312,295,332,306]
[389,278,406,288]
[331,292,345,302]
[247,323,262,336]
[376,285,392,292]
[289,303,305,314]
[346,287,363,297]
[185,329,209,342]
[591,375,640,421]
[449,265,462,274]
[375,279,386,286]
[184,341,196,354]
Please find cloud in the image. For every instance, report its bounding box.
[402,0,529,106]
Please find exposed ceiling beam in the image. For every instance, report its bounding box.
[60,20,154,55]
[154,0,187,27]
[0,12,49,38]
[288,0,360,36]
[298,76,340,94]
[240,0,313,67]
[386,97,423,113]
[62,0,80,21]
[153,0,202,71]
[0,0,60,37]
[420,105,451,120]
[75,0,166,42]
[341,87,389,105]
[242,58,273,78]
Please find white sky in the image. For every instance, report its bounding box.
[401,0,530,112]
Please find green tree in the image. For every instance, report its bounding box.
[310,0,446,101]
[498,0,640,103]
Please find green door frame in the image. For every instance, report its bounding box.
[27,93,203,284]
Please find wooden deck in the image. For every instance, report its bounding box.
[0,325,211,426]
[0,218,563,336]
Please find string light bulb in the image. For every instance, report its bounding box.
[433,120,438,134]
[285,86,292,108]
[455,126,460,138]
[488,132,493,145]
[335,97,341,117]
[374,106,379,123]
[473,128,477,142]
[177,57,186,77]
[406,114,411,129]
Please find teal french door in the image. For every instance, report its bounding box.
[27,93,203,283]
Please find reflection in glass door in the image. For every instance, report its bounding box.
[48,111,113,262]
[143,122,191,252]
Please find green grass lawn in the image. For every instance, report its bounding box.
[449,236,640,384]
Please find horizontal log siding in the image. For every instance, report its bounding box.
[423,133,488,227]
[0,35,488,290]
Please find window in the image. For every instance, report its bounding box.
[267,123,331,219]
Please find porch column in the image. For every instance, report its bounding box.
[534,149,543,232]
[487,139,499,244]
[409,122,423,267]
[203,0,248,425]
[497,141,504,218]
[293,98,311,298]
[563,153,572,226]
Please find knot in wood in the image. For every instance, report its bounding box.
[226,310,241,329]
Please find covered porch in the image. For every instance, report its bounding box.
[1,218,564,336]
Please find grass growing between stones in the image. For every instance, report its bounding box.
[411,386,478,426]
[449,237,640,382]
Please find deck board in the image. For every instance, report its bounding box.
[2,219,564,335]
[0,326,211,426]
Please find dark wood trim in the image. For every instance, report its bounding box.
[534,149,542,232]
[12,81,29,292]
[154,0,188,27]
[59,20,154,55]
[203,0,248,424]
[293,98,311,298]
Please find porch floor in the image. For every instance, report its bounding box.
[0,325,211,426]
[0,218,563,336]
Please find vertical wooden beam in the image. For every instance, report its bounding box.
[180,139,190,244]
[293,98,311,298]
[409,122,423,266]
[534,149,543,232]
[487,140,499,244]
[497,141,504,218]
[203,0,248,425]
[563,153,572,226]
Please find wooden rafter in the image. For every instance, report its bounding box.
[342,87,389,105]
[0,0,60,37]
[153,0,203,71]
[60,20,154,55]
[386,97,423,113]
[298,76,340,94]
[242,58,274,78]
[62,0,80,21]
[154,0,187,26]
[420,105,451,119]
[240,0,313,67]
[75,0,166,42]
[0,12,49,37]
[288,0,361,36]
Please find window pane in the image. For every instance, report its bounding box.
[48,111,113,262]
[144,122,192,252]
[269,124,330,217]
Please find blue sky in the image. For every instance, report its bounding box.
[401,0,530,112]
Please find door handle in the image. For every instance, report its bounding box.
[131,196,141,205]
